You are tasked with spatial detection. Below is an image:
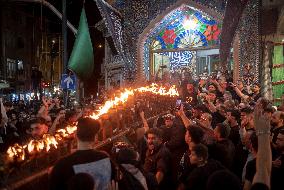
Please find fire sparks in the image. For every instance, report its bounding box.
[136,83,179,97]
[6,84,179,161]
[90,89,134,120]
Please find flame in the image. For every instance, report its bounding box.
[136,83,179,97]
[6,84,178,161]
[27,140,35,153]
[43,135,58,152]
[7,144,26,161]
[90,89,134,120]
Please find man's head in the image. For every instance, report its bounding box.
[208,84,217,93]
[185,125,204,146]
[76,118,100,142]
[207,93,217,102]
[163,114,175,127]
[199,113,212,128]
[226,110,240,125]
[146,128,163,151]
[224,100,236,110]
[30,117,49,139]
[271,111,284,128]
[237,81,244,90]
[276,129,284,152]
[263,106,275,120]
[44,115,53,127]
[66,110,78,124]
[4,102,13,112]
[186,83,195,93]
[117,148,139,166]
[207,170,241,190]
[189,144,208,166]
[252,84,260,93]
[223,91,232,101]
[240,107,254,126]
[214,123,229,140]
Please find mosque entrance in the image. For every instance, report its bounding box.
[142,5,230,80]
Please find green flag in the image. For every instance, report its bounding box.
[68,8,94,79]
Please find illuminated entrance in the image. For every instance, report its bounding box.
[144,5,223,80]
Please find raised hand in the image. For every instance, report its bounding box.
[254,103,271,133]
[139,110,145,119]
[42,96,48,107]
[176,104,185,117]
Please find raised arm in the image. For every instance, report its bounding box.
[177,104,193,128]
[49,110,65,135]
[231,83,250,101]
[139,111,149,132]
[252,104,272,189]
[37,96,48,117]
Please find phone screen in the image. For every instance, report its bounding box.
[176,99,182,107]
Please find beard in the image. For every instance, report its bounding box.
[276,144,284,152]
[148,141,160,152]
[271,121,278,128]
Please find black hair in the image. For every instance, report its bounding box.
[227,109,241,124]
[216,123,229,139]
[206,170,241,190]
[146,128,163,140]
[187,125,204,144]
[76,118,100,142]
[117,148,138,166]
[30,117,48,126]
[191,144,208,160]
[241,107,253,114]
[67,173,94,190]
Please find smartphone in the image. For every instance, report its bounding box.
[176,99,182,109]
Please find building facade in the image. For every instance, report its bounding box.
[96,0,283,101]
[0,1,63,97]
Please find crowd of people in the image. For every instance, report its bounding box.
[1,72,284,190]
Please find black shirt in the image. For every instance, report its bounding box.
[49,149,112,190]
[245,158,256,183]
[271,154,284,190]
[208,139,235,169]
[143,144,172,190]
[182,159,225,190]
[229,125,241,147]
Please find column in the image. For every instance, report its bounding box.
[261,42,273,101]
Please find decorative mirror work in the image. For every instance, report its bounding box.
[150,7,221,50]
[239,0,260,84]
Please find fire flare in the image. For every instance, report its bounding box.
[6,84,179,161]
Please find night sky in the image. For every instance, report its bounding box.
[31,0,105,95]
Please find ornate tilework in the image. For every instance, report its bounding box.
[111,0,226,79]
[239,0,260,85]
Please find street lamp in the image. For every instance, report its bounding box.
[50,39,58,90]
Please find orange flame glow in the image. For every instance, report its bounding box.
[6,84,178,161]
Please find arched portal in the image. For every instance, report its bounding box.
[137,0,224,82]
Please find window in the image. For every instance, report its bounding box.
[7,58,17,78]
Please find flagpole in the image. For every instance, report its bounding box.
[62,0,68,107]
